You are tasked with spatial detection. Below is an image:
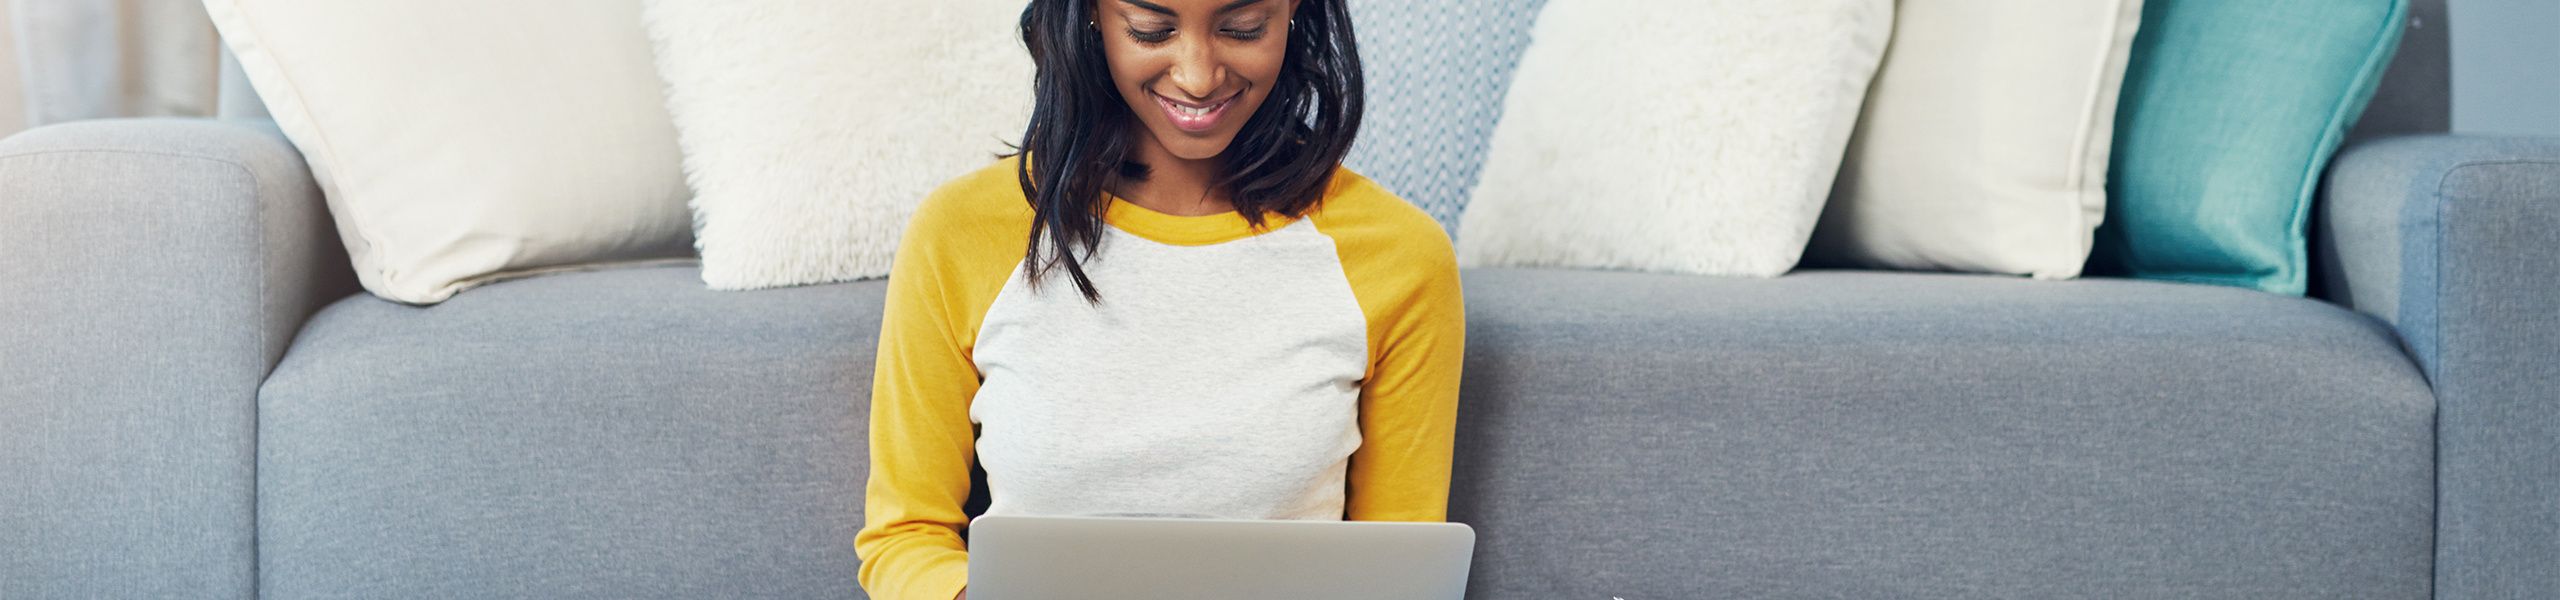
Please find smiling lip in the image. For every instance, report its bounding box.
[1154,92,1234,133]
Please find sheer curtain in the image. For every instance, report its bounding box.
[5,0,261,138]
[0,2,20,134]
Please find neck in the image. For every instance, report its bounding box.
[1115,134,1236,217]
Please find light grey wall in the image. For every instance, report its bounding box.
[2447,0,2560,136]
[2353,0,2451,141]
[215,47,266,119]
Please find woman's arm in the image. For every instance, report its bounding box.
[855,165,1030,600]
[1343,259,1464,522]
[854,228,981,600]
[1326,183,1467,522]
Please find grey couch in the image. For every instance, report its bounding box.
[5,7,2555,600]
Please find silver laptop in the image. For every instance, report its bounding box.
[966,515,1476,600]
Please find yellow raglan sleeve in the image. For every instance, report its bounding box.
[856,161,1030,600]
[1321,170,1467,523]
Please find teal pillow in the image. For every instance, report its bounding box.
[2094,0,2407,295]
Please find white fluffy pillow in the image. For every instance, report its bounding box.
[644,0,1035,290]
[1807,0,2146,279]
[206,0,694,305]
[1454,0,1892,276]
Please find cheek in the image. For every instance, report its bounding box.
[1100,45,1145,96]
[1237,36,1292,103]
[1238,39,1288,88]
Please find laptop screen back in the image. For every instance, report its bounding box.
[966,515,1475,600]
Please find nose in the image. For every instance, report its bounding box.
[1166,33,1225,100]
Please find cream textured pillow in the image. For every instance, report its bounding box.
[205,0,694,305]
[643,0,1035,290]
[1806,0,2146,279]
[1454,0,1891,277]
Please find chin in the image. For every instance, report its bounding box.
[1159,135,1238,161]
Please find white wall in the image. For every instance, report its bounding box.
[2448,0,2560,136]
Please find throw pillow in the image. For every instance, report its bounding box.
[1341,0,1549,235]
[1454,0,1892,277]
[1806,0,2147,280]
[2094,0,2408,294]
[205,0,694,305]
[643,0,1034,291]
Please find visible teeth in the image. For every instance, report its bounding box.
[1177,104,1211,117]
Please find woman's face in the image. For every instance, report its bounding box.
[1096,0,1296,162]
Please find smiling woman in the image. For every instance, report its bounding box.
[1013,0,1365,301]
[851,1,1461,600]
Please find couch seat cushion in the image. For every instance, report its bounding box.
[1454,268,2433,600]
[259,264,880,599]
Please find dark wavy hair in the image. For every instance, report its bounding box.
[1014,0,1364,302]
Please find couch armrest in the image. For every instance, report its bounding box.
[0,118,353,599]
[2317,134,2560,600]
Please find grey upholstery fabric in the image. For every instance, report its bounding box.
[258,265,880,600]
[2320,135,2560,599]
[1452,269,2434,600]
[0,118,351,600]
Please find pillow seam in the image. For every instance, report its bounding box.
[2280,0,2412,295]
[210,2,397,295]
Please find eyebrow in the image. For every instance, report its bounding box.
[1118,0,1273,17]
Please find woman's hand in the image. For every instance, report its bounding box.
[955,588,967,600]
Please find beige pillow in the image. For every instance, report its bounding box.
[1807,0,2147,279]
[642,0,1034,290]
[1455,0,1893,277]
[206,0,694,304]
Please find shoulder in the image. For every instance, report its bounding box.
[909,157,1036,236]
[894,157,1035,276]
[1307,167,1456,270]
[1306,168,1464,348]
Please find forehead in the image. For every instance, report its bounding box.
[1104,0,1285,17]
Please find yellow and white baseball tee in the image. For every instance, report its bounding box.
[855,158,1465,600]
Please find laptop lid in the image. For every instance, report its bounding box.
[966,515,1475,600]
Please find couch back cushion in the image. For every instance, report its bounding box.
[257,265,880,599]
[1453,268,2434,599]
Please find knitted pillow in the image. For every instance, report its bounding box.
[1341,0,1549,235]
